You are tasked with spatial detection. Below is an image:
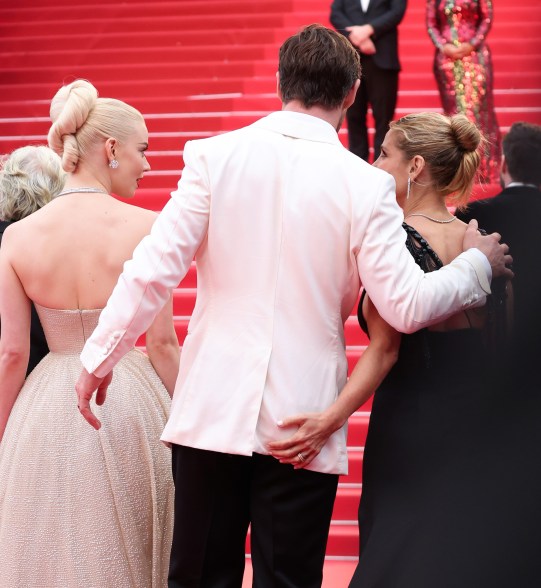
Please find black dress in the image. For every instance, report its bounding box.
[349,224,512,588]
[0,220,49,374]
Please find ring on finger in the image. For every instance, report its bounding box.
[297,452,306,463]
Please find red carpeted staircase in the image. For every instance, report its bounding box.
[1,0,540,584]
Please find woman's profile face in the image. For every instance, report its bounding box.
[111,119,151,198]
[373,130,410,208]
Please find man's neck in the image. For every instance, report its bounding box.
[282,101,343,133]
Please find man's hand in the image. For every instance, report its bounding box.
[463,219,514,279]
[359,38,376,55]
[346,24,375,49]
[75,368,113,430]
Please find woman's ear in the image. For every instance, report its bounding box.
[410,154,426,181]
[105,137,117,161]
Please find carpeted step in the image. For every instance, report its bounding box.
[2,88,538,120]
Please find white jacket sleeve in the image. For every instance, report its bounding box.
[80,140,210,377]
[356,172,491,334]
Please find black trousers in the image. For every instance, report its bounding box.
[168,445,339,588]
[346,56,399,162]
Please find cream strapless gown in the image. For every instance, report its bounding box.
[0,306,174,588]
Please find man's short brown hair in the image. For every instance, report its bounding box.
[503,122,541,186]
[278,24,361,110]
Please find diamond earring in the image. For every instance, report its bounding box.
[406,177,411,199]
[109,159,119,169]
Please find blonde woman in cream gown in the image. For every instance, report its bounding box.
[0,80,178,587]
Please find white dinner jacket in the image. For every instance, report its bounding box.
[81,111,490,475]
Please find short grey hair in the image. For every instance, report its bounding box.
[0,145,66,221]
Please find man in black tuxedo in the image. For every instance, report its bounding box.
[457,122,541,585]
[457,121,541,375]
[330,0,407,162]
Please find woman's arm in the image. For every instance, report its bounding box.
[145,293,180,397]
[267,296,401,468]
[426,0,447,50]
[469,0,493,50]
[0,231,31,442]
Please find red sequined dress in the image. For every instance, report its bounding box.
[427,0,501,183]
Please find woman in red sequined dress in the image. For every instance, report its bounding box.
[427,0,501,183]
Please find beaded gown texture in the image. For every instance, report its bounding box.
[349,224,509,588]
[0,306,174,588]
[427,0,501,183]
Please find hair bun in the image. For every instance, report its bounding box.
[49,79,98,125]
[450,114,481,152]
[47,79,99,172]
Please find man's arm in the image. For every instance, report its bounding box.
[329,0,358,34]
[76,140,210,425]
[367,0,407,38]
[355,172,510,334]
[343,0,407,50]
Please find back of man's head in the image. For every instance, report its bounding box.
[503,121,541,187]
[278,24,361,110]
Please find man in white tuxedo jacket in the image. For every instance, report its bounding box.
[77,24,511,588]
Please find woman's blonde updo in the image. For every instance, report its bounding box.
[390,112,483,208]
[47,79,144,172]
[0,146,65,221]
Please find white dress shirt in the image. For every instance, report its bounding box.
[81,111,491,475]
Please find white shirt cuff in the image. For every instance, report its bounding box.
[468,247,492,283]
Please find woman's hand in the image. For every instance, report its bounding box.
[267,412,339,469]
[442,42,473,60]
[442,43,461,59]
[455,42,474,58]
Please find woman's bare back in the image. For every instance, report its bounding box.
[405,216,487,331]
[10,193,157,310]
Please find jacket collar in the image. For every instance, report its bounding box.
[252,111,343,146]
[506,182,540,191]
[502,184,541,196]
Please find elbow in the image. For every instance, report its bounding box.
[384,313,419,335]
[0,345,28,371]
[383,348,400,371]
[146,337,180,361]
[372,343,400,372]
[398,321,419,335]
[370,339,400,373]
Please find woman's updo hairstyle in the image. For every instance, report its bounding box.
[390,112,483,208]
[47,79,144,172]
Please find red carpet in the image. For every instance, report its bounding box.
[1,0,539,582]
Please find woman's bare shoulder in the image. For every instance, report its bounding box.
[405,216,470,265]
